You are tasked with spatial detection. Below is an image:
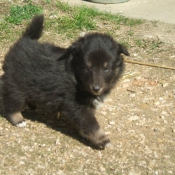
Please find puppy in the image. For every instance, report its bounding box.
[2,15,129,149]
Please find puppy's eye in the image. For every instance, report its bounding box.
[104,67,109,72]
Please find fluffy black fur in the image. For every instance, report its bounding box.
[2,15,129,149]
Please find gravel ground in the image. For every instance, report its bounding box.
[0,2,175,174]
[0,49,175,175]
[0,59,175,175]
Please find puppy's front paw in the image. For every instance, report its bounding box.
[80,129,110,149]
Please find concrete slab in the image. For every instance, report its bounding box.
[61,0,175,24]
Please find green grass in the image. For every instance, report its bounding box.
[46,2,144,36]
[135,38,163,50]
[0,21,18,41]
[0,1,43,41]
[0,0,144,41]
[46,5,98,34]
[44,0,52,4]
[6,3,43,25]
[55,1,71,12]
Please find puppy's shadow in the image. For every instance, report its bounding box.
[0,79,100,149]
[22,109,101,149]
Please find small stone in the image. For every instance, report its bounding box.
[164,155,170,159]
[130,93,136,98]
[160,115,165,119]
[151,108,159,111]
[163,83,169,87]
[168,171,173,174]
[100,166,106,172]
[109,121,115,125]
[122,79,130,83]
[105,98,112,102]
[49,15,57,19]
[56,139,60,145]
[19,161,25,165]
[128,115,139,121]
[161,111,167,115]
[154,171,159,175]
[154,128,158,132]
[170,55,175,58]
[100,111,107,115]
[116,128,121,132]
[122,83,130,88]
[154,101,160,106]
[163,120,168,124]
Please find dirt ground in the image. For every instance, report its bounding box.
[0,2,175,175]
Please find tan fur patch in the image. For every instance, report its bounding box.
[103,62,108,68]
[8,112,24,125]
[86,60,92,68]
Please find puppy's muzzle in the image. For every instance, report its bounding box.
[90,85,103,95]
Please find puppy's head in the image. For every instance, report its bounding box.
[70,33,129,96]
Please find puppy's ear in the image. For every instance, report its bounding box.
[57,42,81,61]
[69,42,80,55]
[118,44,130,56]
[69,36,85,55]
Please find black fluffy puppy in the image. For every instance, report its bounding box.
[2,15,129,149]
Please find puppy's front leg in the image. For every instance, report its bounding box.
[63,107,110,149]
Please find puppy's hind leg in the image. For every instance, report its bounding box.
[7,112,26,127]
[2,89,26,127]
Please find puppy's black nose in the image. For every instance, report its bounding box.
[92,85,101,92]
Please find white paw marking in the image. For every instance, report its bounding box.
[16,121,26,127]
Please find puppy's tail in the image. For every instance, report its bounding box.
[22,15,44,40]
